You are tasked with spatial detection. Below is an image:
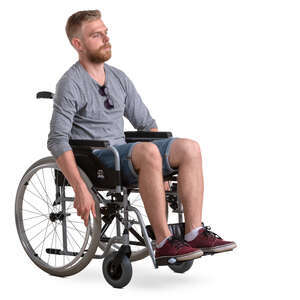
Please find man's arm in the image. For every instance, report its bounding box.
[56,150,84,189]
[47,77,78,159]
[123,73,158,131]
[56,150,96,226]
[47,76,95,226]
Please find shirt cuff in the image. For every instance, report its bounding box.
[143,119,158,131]
[48,141,72,159]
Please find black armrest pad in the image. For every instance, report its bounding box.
[69,139,110,148]
[36,91,54,99]
[125,131,173,142]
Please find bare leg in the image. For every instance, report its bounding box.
[131,142,172,244]
[168,138,204,234]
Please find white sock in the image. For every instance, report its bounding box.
[156,235,172,248]
[184,226,203,242]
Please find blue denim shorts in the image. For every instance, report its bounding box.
[92,137,178,186]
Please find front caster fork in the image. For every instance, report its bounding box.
[110,245,131,276]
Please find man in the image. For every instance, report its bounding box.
[47,9,236,264]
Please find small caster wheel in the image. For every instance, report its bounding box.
[102,251,132,288]
[168,260,194,273]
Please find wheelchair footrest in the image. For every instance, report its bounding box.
[45,248,86,257]
[156,256,186,267]
[146,222,186,241]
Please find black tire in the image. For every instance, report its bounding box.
[168,260,194,273]
[102,251,132,288]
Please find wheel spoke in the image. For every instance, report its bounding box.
[32,224,55,249]
[48,223,56,264]
[67,219,86,240]
[25,188,51,211]
[23,209,48,217]
[23,214,48,221]
[27,177,52,212]
[39,219,50,258]
[63,225,86,235]
[24,198,48,216]
[65,226,82,250]
[36,171,53,209]
[25,217,48,232]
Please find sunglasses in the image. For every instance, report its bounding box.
[98,85,114,109]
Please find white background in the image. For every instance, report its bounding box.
[1,0,299,298]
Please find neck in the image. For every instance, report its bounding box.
[79,57,106,85]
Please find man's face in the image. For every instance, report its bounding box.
[76,18,112,63]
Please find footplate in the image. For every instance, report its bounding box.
[45,248,86,257]
[155,256,184,266]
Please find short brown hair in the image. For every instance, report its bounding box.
[65,9,102,45]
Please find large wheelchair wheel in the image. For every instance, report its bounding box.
[15,157,102,277]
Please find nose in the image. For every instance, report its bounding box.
[104,34,109,44]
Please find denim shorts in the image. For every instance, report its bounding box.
[92,137,178,186]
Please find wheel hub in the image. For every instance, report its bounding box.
[49,211,69,222]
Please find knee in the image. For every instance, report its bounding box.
[135,142,162,169]
[141,142,162,166]
[179,138,202,160]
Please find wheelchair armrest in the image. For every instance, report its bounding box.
[69,139,122,191]
[69,139,110,149]
[124,131,173,143]
[36,91,55,99]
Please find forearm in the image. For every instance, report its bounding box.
[150,128,158,132]
[56,150,96,226]
[56,150,87,192]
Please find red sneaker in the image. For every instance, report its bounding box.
[155,236,203,264]
[187,225,237,254]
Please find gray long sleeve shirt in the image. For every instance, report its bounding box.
[47,61,157,159]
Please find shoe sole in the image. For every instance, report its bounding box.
[156,249,204,263]
[202,242,237,254]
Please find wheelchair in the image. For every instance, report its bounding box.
[15,91,198,288]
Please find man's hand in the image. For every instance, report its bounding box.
[164,181,170,191]
[73,184,97,227]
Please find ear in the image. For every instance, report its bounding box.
[72,37,82,52]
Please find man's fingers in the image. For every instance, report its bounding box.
[163,181,170,191]
[77,207,82,216]
[83,209,90,227]
[73,193,96,226]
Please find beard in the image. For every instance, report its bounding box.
[85,43,112,63]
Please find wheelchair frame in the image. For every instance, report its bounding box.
[68,130,185,268]
[15,91,192,289]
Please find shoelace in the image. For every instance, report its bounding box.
[168,237,191,250]
[202,225,222,240]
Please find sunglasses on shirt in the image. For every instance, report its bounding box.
[98,85,114,109]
